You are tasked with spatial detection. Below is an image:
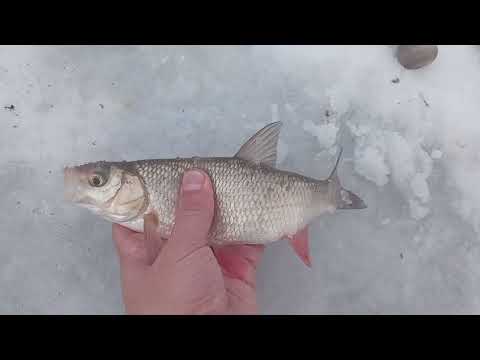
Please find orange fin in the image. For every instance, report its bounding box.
[288,227,311,267]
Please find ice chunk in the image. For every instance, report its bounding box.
[410,173,430,203]
[381,218,391,225]
[386,133,416,186]
[431,149,443,159]
[409,199,430,220]
[303,120,338,149]
[354,146,390,186]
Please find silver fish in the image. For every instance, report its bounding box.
[64,122,366,266]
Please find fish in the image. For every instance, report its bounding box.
[64,121,366,267]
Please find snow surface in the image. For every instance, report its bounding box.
[1,45,480,314]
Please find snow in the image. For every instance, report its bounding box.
[380,218,391,225]
[1,45,480,314]
[354,146,390,186]
[431,149,443,159]
[303,120,339,150]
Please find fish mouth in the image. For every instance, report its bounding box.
[64,166,82,202]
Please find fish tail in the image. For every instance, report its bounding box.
[327,147,367,210]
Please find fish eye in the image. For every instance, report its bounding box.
[89,173,107,187]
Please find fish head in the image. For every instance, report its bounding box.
[64,161,148,223]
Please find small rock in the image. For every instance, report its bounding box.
[16,201,21,206]
[400,253,404,260]
[91,141,96,146]
[391,77,400,84]
[99,104,104,109]
[325,110,331,117]
[396,45,438,70]
[4,104,15,111]
[48,170,52,174]
[12,125,18,128]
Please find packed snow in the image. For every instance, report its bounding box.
[1,45,479,314]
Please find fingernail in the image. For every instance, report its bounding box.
[182,170,205,191]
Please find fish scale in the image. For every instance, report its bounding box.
[134,157,318,245]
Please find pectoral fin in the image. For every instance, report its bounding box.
[288,227,311,267]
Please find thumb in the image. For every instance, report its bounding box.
[163,169,215,262]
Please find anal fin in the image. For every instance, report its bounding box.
[287,227,311,268]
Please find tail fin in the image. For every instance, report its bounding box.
[336,188,367,210]
[328,147,367,210]
[327,146,343,183]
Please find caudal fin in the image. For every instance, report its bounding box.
[336,188,367,209]
[328,147,367,210]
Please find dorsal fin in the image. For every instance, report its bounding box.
[234,121,282,167]
[328,146,343,183]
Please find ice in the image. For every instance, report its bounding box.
[354,146,390,186]
[2,45,480,314]
[409,199,430,220]
[431,149,443,159]
[303,120,338,149]
[410,173,430,203]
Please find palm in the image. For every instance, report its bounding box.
[113,224,264,314]
[113,170,264,315]
[213,244,264,314]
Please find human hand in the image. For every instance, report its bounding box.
[112,169,264,314]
